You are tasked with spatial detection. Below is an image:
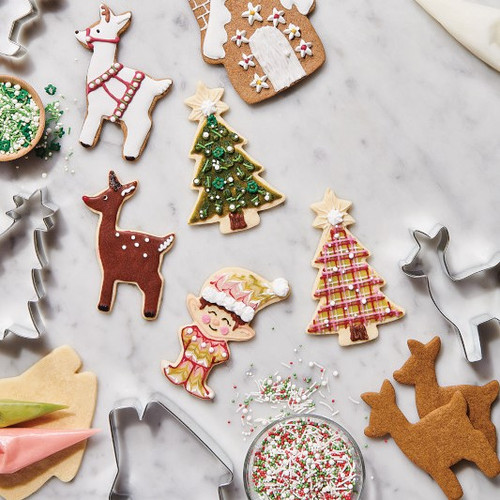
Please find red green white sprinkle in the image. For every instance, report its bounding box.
[249,417,360,499]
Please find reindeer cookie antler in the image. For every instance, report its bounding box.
[75,4,173,160]
[394,337,499,449]
[362,380,500,500]
[83,171,175,320]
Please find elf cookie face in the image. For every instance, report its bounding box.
[83,171,175,320]
[185,82,285,234]
[162,267,290,400]
[75,4,173,160]
[188,1,325,104]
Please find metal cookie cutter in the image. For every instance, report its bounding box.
[109,394,234,499]
[401,225,499,363]
[0,188,58,340]
[0,0,39,58]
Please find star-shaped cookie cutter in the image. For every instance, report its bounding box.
[0,188,58,340]
[0,0,39,58]
[401,225,499,362]
[109,394,234,499]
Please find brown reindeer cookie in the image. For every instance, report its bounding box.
[187,1,325,104]
[83,171,175,320]
[362,380,500,500]
[394,337,499,450]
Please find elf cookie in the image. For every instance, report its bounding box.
[83,171,175,320]
[75,4,173,160]
[162,267,290,400]
[185,82,285,233]
[394,337,499,449]
[188,1,325,104]
[362,380,500,500]
[307,189,404,346]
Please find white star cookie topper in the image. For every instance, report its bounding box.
[311,188,356,230]
[185,81,230,122]
[0,0,38,58]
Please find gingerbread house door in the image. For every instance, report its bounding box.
[249,26,306,92]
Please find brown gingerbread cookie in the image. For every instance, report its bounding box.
[83,171,175,320]
[362,380,500,500]
[188,0,325,104]
[393,336,499,450]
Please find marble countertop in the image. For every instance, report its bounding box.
[0,0,499,498]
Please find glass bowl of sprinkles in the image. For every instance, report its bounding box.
[0,75,45,162]
[244,415,365,500]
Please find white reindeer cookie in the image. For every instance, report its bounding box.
[75,4,173,161]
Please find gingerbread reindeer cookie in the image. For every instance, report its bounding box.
[83,171,175,320]
[75,4,173,160]
[162,267,290,400]
[394,337,499,449]
[362,380,500,500]
[187,1,325,104]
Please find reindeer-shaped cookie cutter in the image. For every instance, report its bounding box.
[401,225,499,362]
[0,189,58,340]
[0,0,38,58]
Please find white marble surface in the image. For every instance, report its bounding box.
[0,0,499,498]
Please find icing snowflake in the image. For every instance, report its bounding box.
[250,73,270,93]
[267,8,286,27]
[284,23,301,40]
[232,29,249,47]
[239,53,256,70]
[295,39,313,58]
[185,82,229,122]
[311,189,355,230]
[242,3,263,25]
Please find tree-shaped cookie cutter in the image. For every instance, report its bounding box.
[109,394,234,499]
[0,0,39,58]
[401,225,499,363]
[0,188,58,340]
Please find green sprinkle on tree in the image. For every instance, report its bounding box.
[185,82,285,234]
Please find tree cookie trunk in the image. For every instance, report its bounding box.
[229,212,247,231]
[350,324,369,342]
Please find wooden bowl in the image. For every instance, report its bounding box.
[0,75,45,162]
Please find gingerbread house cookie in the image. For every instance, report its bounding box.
[188,1,325,104]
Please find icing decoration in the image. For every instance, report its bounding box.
[280,0,316,15]
[0,346,97,500]
[0,400,67,428]
[239,52,256,70]
[75,4,173,160]
[308,189,404,346]
[231,29,249,46]
[242,3,263,25]
[194,0,232,59]
[0,428,98,474]
[246,417,362,498]
[249,26,306,92]
[295,38,313,57]
[284,22,301,39]
[267,7,286,27]
[250,73,269,93]
[162,267,290,400]
[82,171,175,320]
[413,0,500,73]
[185,82,285,233]
[362,380,500,500]
[188,0,325,104]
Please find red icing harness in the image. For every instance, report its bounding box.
[84,27,120,50]
[86,62,145,122]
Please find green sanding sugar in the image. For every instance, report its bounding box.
[0,81,40,156]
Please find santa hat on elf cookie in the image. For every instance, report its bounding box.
[201,268,290,323]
